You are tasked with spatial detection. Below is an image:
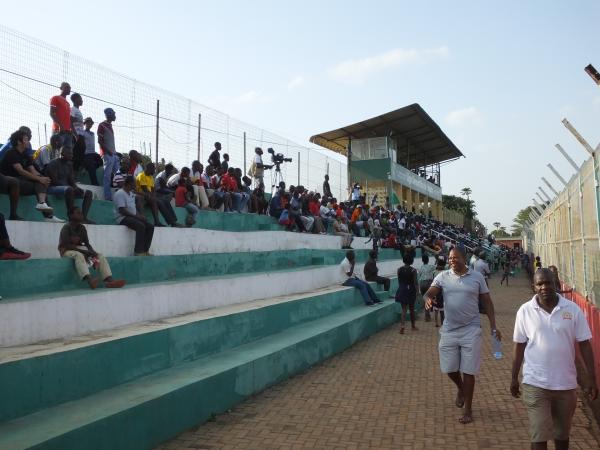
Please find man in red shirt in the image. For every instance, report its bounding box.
[221,167,243,212]
[49,82,74,148]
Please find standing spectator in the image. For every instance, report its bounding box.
[221,153,229,172]
[136,163,182,227]
[0,212,30,260]
[423,248,501,425]
[323,174,332,199]
[208,142,222,170]
[59,206,125,289]
[49,82,74,148]
[32,135,62,173]
[45,147,94,223]
[396,253,419,334]
[174,177,198,227]
[511,268,597,449]
[97,108,118,200]
[364,250,391,295]
[474,251,491,286]
[82,117,100,185]
[0,128,57,219]
[432,257,446,327]
[417,253,436,322]
[70,93,86,170]
[534,256,542,270]
[250,182,268,214]
[340,250,381,306]
[351,182,361,203]
[500,262,511,286]
[113,175,154,256]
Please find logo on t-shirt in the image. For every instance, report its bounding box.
[562,312,573,320]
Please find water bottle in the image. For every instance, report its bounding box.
[492,330,502,359]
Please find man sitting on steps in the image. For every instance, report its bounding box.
[340,250,382,306]
[364,250,392,297]
[58,207,125,289]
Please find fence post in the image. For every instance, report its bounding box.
[197,113,201,162]
[297,152,300,185]
[155,99,160,165]
[243,132,247,175]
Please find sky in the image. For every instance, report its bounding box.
[1,0,599,230]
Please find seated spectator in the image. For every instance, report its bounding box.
[350,205,368,236]
[269,185,284,218]
[190,160,210,209]
[364,250,392,296]
[333,216,353,249]
[45,146,94,223]
[290,189,312,231]
[59,207,125,289]
[235,169,251,212]
[222,167,247,212]
[0,172,21,220]
[136,162,182,227]
[308,193,326,234]
[113,175,154,256]
[155,163,177,195]
[319,198,336,229]
[0,126,34,161]
[82,117,101,185]
[250,182,268,214]
[210,166,232,212]
[0,212,30,260]
[0,128,62,222]
[340,250,381,306]
[32,135,62,173]
[174,177,198,227]
[127,150,144,177]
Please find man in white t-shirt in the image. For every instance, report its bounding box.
[340,250,381,306]
[511,268,597,449]
[252,147,269,187]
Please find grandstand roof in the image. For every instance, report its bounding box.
[309,103,464,169]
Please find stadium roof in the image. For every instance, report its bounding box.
[309,103,464,169]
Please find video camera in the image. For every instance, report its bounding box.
[267,147,292,165]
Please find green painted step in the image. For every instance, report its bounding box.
[0,248,404,300]
[0,194,282,231]
[0,283,373,423]
[0,297,398,450]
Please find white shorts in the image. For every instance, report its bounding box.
[438,326,482,375]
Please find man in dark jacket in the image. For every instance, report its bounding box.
[363,250,391,295]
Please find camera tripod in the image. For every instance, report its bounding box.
[270,163,285,192]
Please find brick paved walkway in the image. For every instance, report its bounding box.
[156,274,600,450]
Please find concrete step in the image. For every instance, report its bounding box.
[5,220,342,259]
[0,285,399,450]
[0,194,282,232]
[0,256,406,347]
[0,248,403,299]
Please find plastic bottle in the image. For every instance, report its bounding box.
[492,330,502,359]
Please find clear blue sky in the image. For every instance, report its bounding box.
[2,0,599,229]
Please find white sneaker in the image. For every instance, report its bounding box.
[45,215,65,223]
[35,202,54,212]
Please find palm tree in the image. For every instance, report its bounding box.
[460,187,472,201]
[493,222,501,230]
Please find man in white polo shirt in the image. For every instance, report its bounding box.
[424,248,501,425]
[511,268,597,450]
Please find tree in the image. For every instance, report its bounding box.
[460,187,472,201]
[511,206,534,236]
[493,222,501,230]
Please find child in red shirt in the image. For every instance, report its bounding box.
[175,178,199,227]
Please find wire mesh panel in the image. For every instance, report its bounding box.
[0,24,346,197]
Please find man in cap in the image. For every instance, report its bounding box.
[97,108,118,200]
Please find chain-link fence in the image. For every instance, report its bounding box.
[525,153,600,306]
[0,24,347,198]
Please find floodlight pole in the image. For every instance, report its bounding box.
[536,192,546,205]
[197,113,202,162]
[555,144,580,171]
[562,119,595,156]
[155,99,160,165]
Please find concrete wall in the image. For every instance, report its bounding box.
[0,259,404,347]
[6,221,342,259]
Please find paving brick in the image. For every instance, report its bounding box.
[155,275,600,450]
